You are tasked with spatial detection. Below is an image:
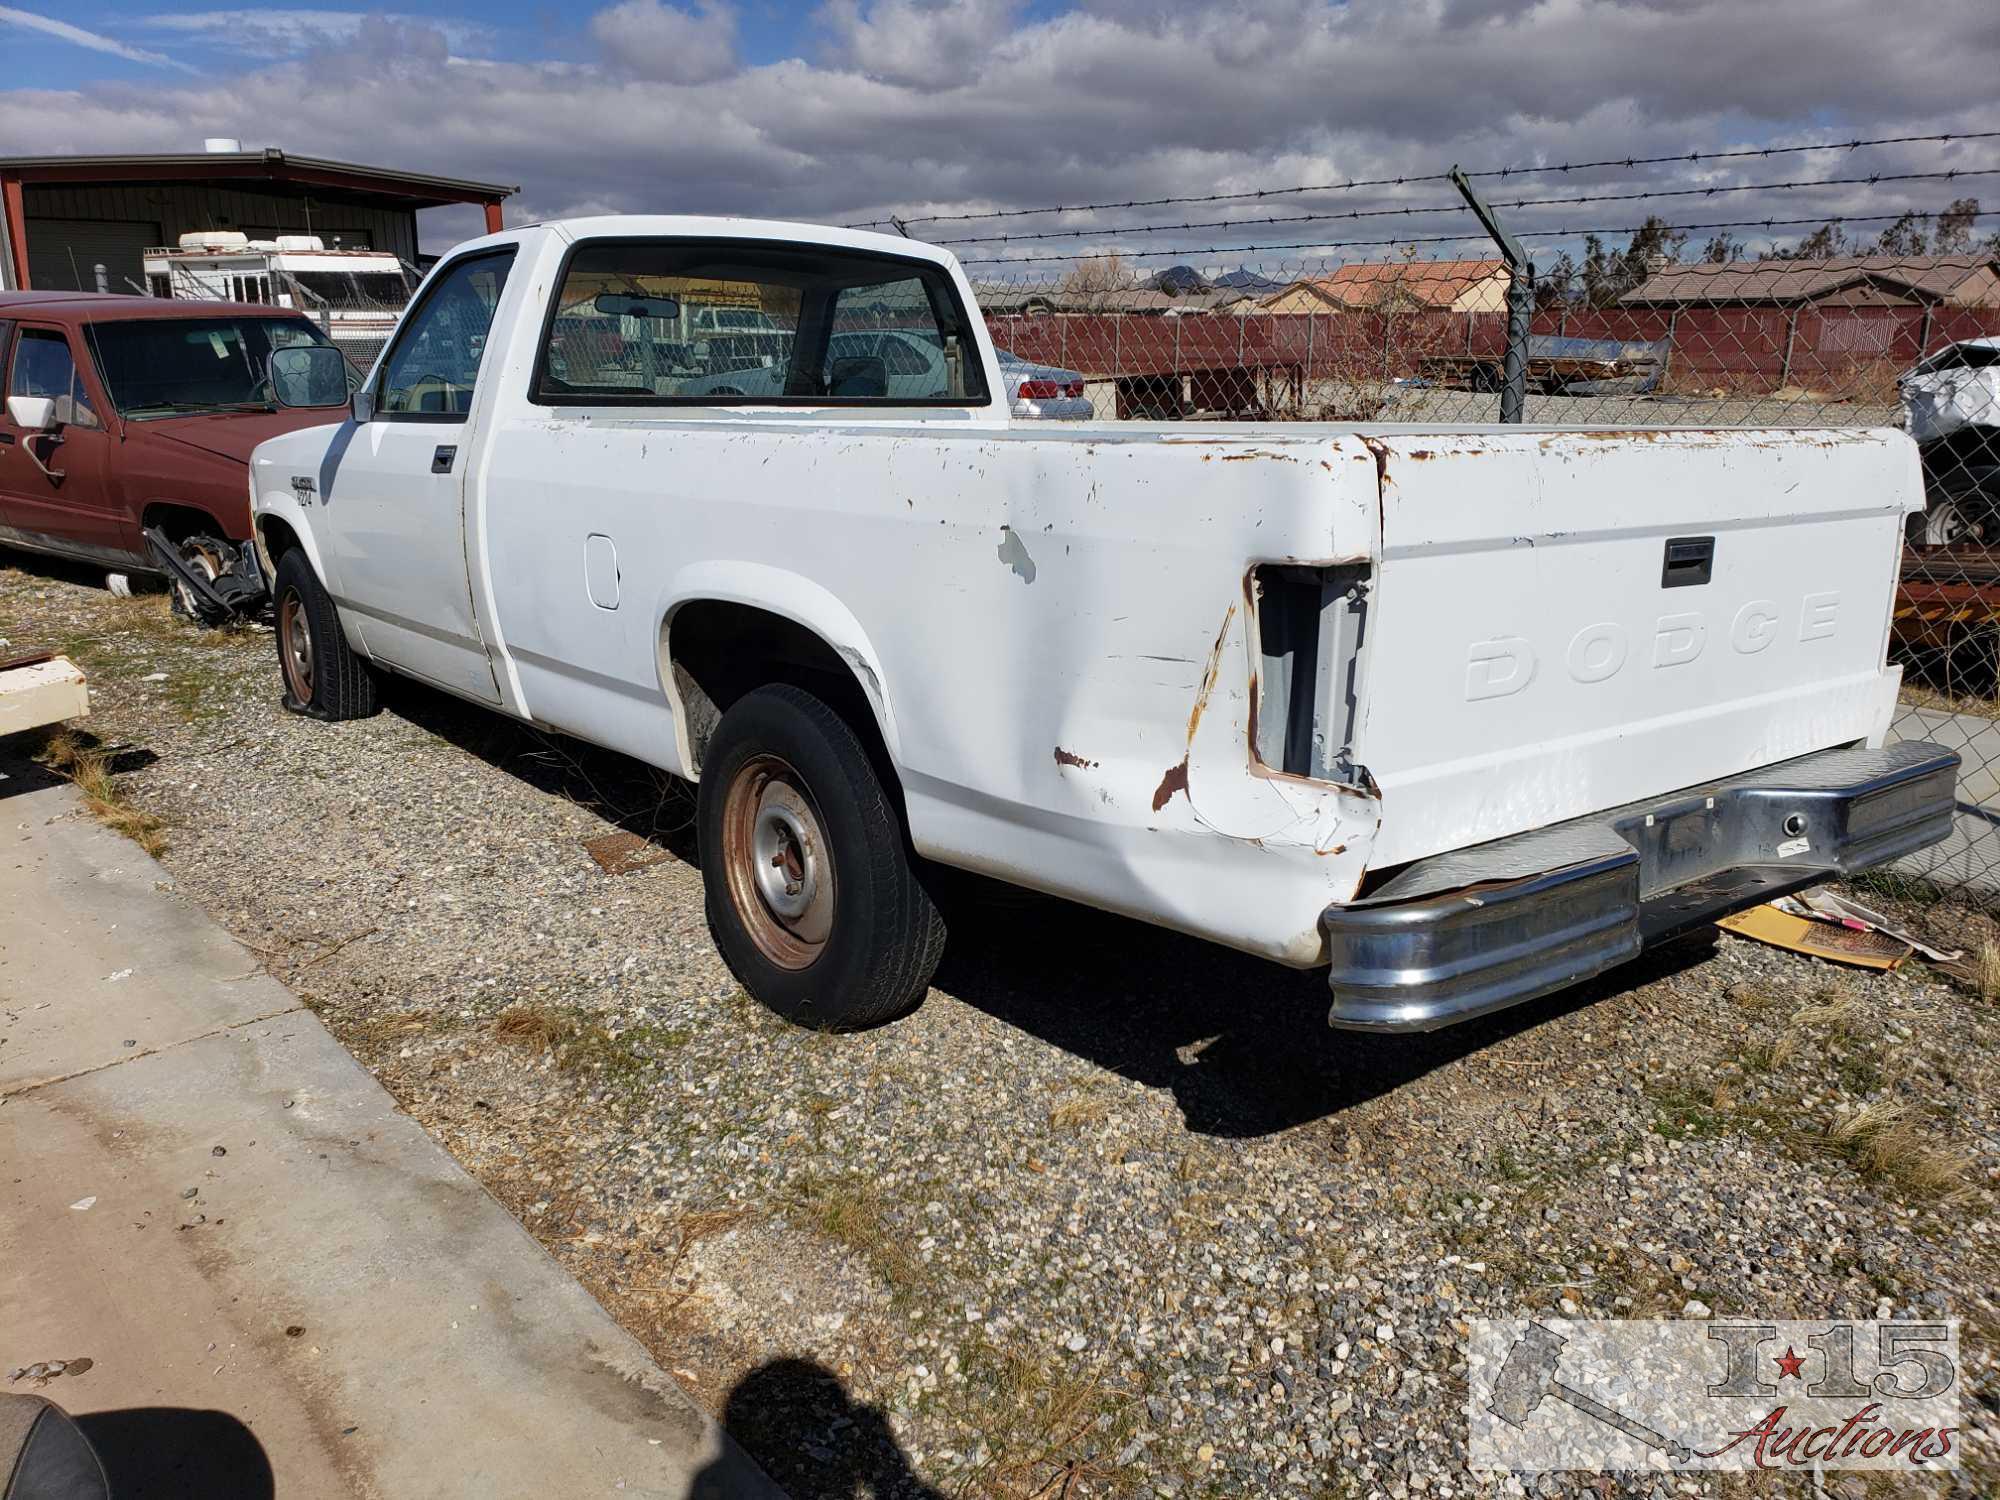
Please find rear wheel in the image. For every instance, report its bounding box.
[698,684,943,1029]
[273,548,378,720]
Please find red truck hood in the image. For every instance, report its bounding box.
[138,409,341,465]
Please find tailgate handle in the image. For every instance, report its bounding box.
[1661,536,1714,589]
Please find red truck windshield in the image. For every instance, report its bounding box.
[85,316,338,418]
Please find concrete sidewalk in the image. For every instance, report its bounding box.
[0,754,779,1499]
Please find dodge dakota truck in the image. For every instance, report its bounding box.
[248,216,1959,1034]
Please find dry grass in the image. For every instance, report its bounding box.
[343,1011,438,1048]
[1046,1075,1114,1133]
[33,727,166,857]
[494,1003,579,1052]
[947,1338,1146,1499]
[1975,941,2000,1004]
[1047,1095,1111,1132]
[1821,1102,1976,1203]
[1792,987,1864,1033]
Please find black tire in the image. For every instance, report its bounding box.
[698,683,943,1029]
[273,547,379,720]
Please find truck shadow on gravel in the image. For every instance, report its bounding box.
[929,888,1716,1139]
[377,677,1713,1139]
[379,679,701,861]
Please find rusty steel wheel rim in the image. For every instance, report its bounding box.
[721,754,835,971]
[173,541,223,616]
[278,589,314,702]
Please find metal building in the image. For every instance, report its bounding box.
[0,142,516,294]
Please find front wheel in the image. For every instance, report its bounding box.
[273,548,379,720]
[698,684,943,1029]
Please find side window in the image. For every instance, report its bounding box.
[376,249,516,417]
[533,239,989,406]
[826,278,951,398]
[9,330,100,429]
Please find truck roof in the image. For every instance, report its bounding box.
[493,215,960,270]
[0,290,315,324]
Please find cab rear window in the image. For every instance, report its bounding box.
[532,238,990,407]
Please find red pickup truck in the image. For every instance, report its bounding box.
[0,291,350,621]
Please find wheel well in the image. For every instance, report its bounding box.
[665,601,893,784]
[257,516,304,571]
[141,502,231,545]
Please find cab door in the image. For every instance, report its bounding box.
[311,247,518,703]
[0,324,127,566]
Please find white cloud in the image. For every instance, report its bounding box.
[0,4,195,69]
[814,0,1024,89]
[590,0,736,84]
[137,8,492,56]
[0,0,1994,261]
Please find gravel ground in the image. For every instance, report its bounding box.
[5,554,1997,1499]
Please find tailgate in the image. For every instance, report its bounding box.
[1353,428,1918,868]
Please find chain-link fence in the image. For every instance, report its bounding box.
[909,136,2000,906]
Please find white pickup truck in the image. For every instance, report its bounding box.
[249,216,1958,1033]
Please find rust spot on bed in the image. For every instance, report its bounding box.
[1052,746,1098,771]
[1151,757,1190,812]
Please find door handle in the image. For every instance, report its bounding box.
[431,445,457,474]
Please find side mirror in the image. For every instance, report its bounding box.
[269,345,353,410]
[6,394,59,431]
[351,389,376,424]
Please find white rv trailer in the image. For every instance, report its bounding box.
[141,231,416,370]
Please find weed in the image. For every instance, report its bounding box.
[786,1171,923,1291]
[33,727,167,856]
[492,1005,690,1094]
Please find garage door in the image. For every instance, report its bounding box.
[25,218,161,294]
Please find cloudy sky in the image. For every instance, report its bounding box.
[3,0,1998,270]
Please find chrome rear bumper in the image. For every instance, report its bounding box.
[1323,741,1960,1032]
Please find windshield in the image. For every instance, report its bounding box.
[85,316,341,417]
[287,270,416,308]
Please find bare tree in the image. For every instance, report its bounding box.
[1060,253,1137,302]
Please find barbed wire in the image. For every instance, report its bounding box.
[932,168,2000,248]
[847,130,2000,231]
[954,207,2000,268]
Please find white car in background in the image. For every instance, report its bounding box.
[685,330,1092,417]
[995,349,1091,419]
[1900,337,2000,543]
